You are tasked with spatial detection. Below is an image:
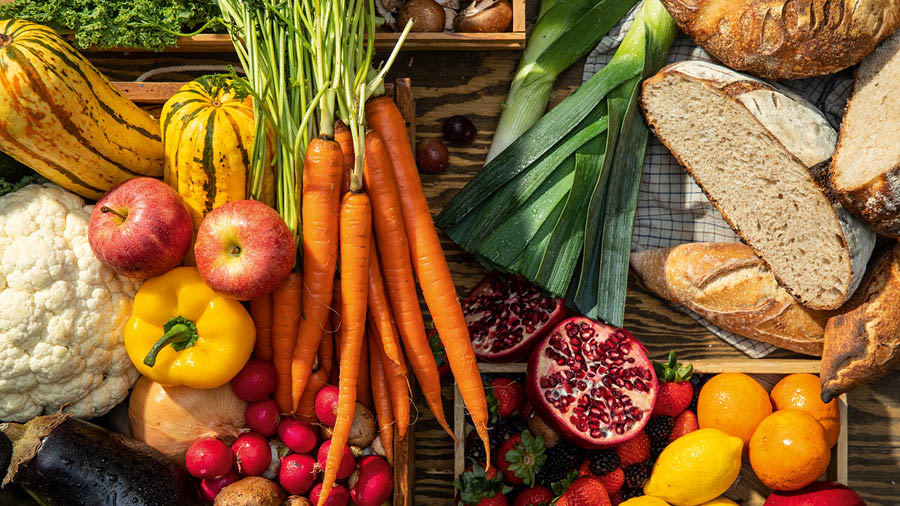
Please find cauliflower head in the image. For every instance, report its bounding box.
[0,183,141,422]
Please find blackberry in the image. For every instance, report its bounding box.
[650,438,668,461]
[645,416,674,442]
[490,416,528,447]
[464,439,487,467]
[623,463,653,489]
[688,374,708,413]
[587,449,620,476]
[619,487,644,501]
[536,441,580,486]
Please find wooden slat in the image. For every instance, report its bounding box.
[116,81,398,105]
[512,0,527,33]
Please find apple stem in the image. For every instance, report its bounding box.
[100,206,127,221]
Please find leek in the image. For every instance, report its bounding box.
[485,0,640,162]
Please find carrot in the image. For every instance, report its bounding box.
[272,273,302,413]
[368,320,411,441]
[250,294,274,360]
[330,281,342,385]
[297,368,328,423]
[367,96,489,463]
[367,237,407,369]
[319,191,371,506]
[368,330,394,466]
[356,334,373,410]
[292,137,344,412]
[319,321,335,380]
[362,129,454,439]
[334,121,354,196]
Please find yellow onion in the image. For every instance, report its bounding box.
[129,376,247,460]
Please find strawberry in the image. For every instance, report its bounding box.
[577,459,593,478]
[489,378,525,417]
[555,476,611,506]
[595,468,624,496]
[455,462,513,506]
[615,431,650,468]
[496,431,546,486]
[652,352,694,417]
[513,485,553,506]
[669,410,699,442]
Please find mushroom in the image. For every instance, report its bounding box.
[435,0,460,31]
[455,0,512,33]
[397,0,446,33]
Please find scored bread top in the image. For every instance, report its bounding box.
[640,61,875,310]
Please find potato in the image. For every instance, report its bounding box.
[214,477,284,506]
[283,496,312,506]
[348,402,377,448]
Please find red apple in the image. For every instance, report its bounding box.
[194,200,295,300]
[88,177,192,279]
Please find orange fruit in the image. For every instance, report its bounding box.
[749,410,831,491]
[697,373,772,448]
[770,373,840,448]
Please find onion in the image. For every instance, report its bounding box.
[129,376,247,460]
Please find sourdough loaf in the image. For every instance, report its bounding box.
[821,244,900,401]
[632,243,829,355]
[640,61,875,310]
[659,0,900,80]
[831,31,900,238]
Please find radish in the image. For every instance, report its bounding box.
[309,483,349,506]
[230,359,277,402]
[278,418,317,454]
[246,399,280,436]
[200,470,239,502]
[349,455,393,506]
[185,438,233,479]
[278,453,318,495]
[317,440,355,479]
[314,385,340,426]
[232,432,272,476]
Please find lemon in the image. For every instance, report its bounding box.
[620,497,672,506]
[697,499,739,506]
[643,428,743,506]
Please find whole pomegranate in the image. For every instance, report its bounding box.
[526,317,658,449]
[463,274,566,362]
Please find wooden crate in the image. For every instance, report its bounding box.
[90,0,525,53]
[454,360,848,505]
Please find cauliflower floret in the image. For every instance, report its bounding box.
[0,183,141,422]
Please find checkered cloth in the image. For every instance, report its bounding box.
[583,6,855,357]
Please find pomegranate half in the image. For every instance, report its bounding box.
[463,273,566,362]
[527,317,658,449]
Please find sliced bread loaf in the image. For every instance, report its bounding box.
[640,61,875,310]
[631,243,829,356]
[831,31,900,237]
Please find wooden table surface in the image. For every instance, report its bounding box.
[84,8,900,503]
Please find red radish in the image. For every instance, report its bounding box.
[279,453,318,495]
[310,483,350,506]
[348,455,394,506]
[464,273,567,362]
[278,418,318,454]
[317,440,356,479]
[185,438,233,479]
[232,432,272,476]
[230,359,278,402]
[315,385,340,426]
[527,317,659,449]
[199,470,239,502]
[246,399,280,436]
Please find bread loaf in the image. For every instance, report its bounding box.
[831,31,900,238]
[821,244,900,401]
[631,243,829,355]
[640,61,875,310]
[659,0,900,80]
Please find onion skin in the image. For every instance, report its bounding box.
[129,376,248,460]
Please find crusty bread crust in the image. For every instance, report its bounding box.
[660,0,900,80]
[821,244,900,401]
[632,243,828,355]
[640,61,874,310]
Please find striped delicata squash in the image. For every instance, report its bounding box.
[0,20,163,199]
[161,75,274,227]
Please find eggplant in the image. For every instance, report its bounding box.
[0,413,203,506]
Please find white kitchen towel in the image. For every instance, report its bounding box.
[583,6,854,358]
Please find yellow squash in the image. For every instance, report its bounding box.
[0,20,163,199]
[161,75,274,227]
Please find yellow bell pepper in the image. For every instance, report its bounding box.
[124,266,255,389]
